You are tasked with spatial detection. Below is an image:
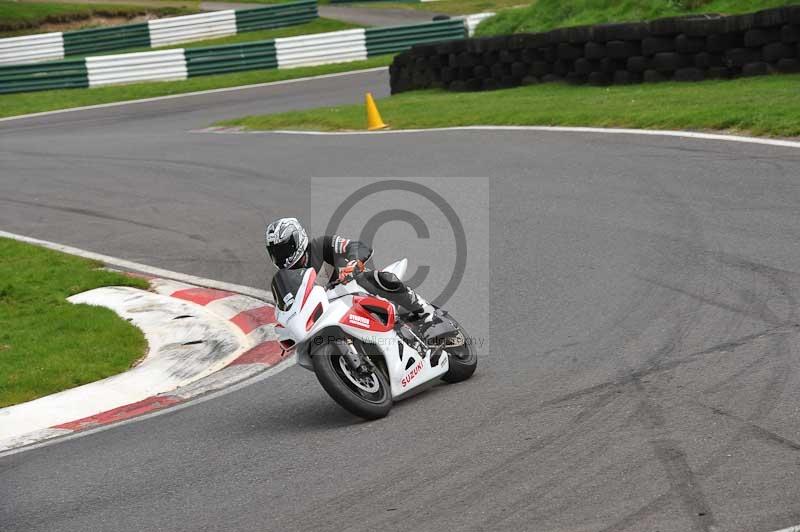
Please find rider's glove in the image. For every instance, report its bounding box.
[338,260,365,283]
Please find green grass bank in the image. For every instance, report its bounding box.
[216,73,800,138]
[0,0,196,37]
[477,0,800,36]
[0,238,149,407]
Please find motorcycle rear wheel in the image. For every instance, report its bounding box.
[311,342,392,420]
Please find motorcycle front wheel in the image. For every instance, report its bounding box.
[311,342,392,420]
[440,314,478,384]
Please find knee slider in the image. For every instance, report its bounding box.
[374,271,403,292]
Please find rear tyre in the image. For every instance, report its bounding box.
[311,342,392,420]
[440,315,478,384]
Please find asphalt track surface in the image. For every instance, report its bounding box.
[200,1,443,27]
[2,69,800,532]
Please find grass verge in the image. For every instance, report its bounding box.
[215,73,800,138]
[0,238,148,408]
[478,0,800,36]
[0,55,391,119]
[0,0,196,37]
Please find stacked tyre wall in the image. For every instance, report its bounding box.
[389,5,800,93]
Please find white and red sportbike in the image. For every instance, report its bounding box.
[271,259,477,419]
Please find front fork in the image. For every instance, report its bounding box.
[342,337,374,375]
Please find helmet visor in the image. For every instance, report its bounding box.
[268,235,299,268]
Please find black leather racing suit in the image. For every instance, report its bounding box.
[295,235,426,316]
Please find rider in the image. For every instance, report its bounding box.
[265,217,437,330]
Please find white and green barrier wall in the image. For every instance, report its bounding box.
[0,0,318,67]
[0,19,467,94]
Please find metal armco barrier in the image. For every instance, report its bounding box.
[63,23,150,57]
[365,20,466,57]
[0,0,317,67]
[148,11,238,48]
[0,18,467,94]
[276,29,367,68]
[0,59,88,94]
[0,33,65,66]
[185,41,277,77]
[236,1,317,33]
[86,48,187,87]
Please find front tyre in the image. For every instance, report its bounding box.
[441,315,477,384]
[311,342,392,420]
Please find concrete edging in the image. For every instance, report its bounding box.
[0,231,289,453]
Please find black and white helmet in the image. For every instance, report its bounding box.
[265,217,308,269]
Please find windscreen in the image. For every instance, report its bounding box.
[270,268,307,311]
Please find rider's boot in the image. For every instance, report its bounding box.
[408,294,463,350]
[411,301,436,324]
[407,297,443,341]
[396,322,429,358]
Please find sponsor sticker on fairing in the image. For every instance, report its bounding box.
[348,314,370,327]
[401,359,424,387]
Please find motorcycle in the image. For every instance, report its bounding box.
[271,259,477,419]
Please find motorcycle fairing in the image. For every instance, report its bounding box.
[275,265,449,399]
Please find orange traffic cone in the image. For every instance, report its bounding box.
[365,92,388,130]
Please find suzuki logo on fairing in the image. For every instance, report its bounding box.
[348,314,370,327]
[401,359,424,387]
